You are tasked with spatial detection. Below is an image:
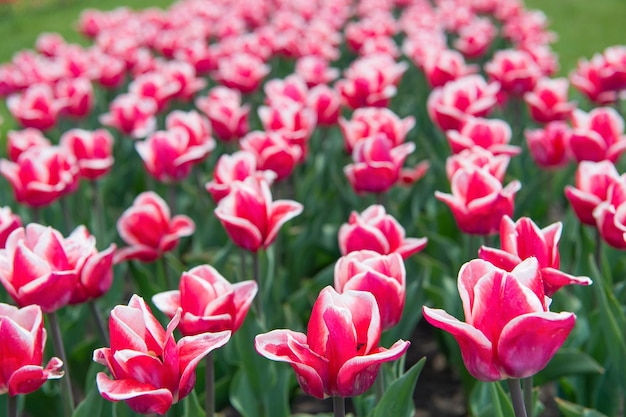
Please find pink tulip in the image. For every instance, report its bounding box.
[602,45,626,91]
[214,177,303,253]
[160,60,206,102]
[93,295,231,415]
[255,286,410,398]
[479,216,592,296]
[240,131,302,182]
[129,72,180,112]
[195,86,250,142]
[524,77,576,124]
[564,160,622,226]
[115,191,195,263]
[446,147,510,182]
[263,74,309,107]
[0,145,79,207]
[7,83,65,131]
[570,54,619,106]
[6,128,50,162]
[91,48,126,89]
[55,77,94,119]
[485,49,542,96]
[338,204,427,259]
[153,264,257,336]
[435,167,521,235]
[306,84,341,127]
[165,110,214,148]
[0,207,21,249]
[334,250,405,330]
[422,49,478,88]
[592,179,626,249]
[295,55,339,87]
[568,107,626,163]
[212,52,270,94]
[446,117,520,156]
[339,107,415,154]
[99,93,157,139]
[423,258,576,381]
[0,303,63,396]
[525,121,571,169]
[454,17,497,59]
[60,128,114,180]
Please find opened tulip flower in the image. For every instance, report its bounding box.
[479,216,592,296]
[195,86,250,142]
[445,117,520,156]
[568,107,626,163]
[255,286,410,398]
[339,204,427,259]
[591,178,626,249]
[524,121,571,169]
[524,77,576,124]
[6,83,64,131]
[334,250,405,330]
[6,128,50,162]
[93,295,231,415]
[339,107,415,154]
[60,128,114,180]
[0,206,21,249]
[153,264,257,336]
[485,49,542,97]
[240,131,302,182]
[115,191,195,263]
[99,93,157,139]
[445,147,510,182]
[214,176,303,253]
[0,303,63,396]
[423,258,576,381]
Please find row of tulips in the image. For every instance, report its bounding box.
[0,0,624,416]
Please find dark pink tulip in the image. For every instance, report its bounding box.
[129,72,180,112]
[7,83,65,131]
[214,177,303,253]
[0,303,63,396]
[422,49,478,88]
[423,258,576,381]
[446,147,510,182]
[240,130,302,182]
[160,60,206,102]
[0,224,79,312]
[205,150,275,203]
[524,77,576,124]
[60,128,114,180]
[115,191,195,263]
[165,110,213,148]
[564,160,621,226]
[195,86,250,142]
[446,117,520,156]
[0,145,79,207]
[338,204,427,259]
[263,74,309,107]
[6,128,50,162]
[35,32,66,57]
[212,52,270,94]
[485,49,542,96]
[255,286,410,398]
[0,207,21,249]
[339,107,415,154]
[568,107,626,163]
[435,167,521,235]
[295,55,339,87]
[479,216,592,296]
[152,264,257,336]
[570,54,619,106]
[602,45,626,91]
[306,84,341,127]
[334,250,406,330]
[525,121,571,169]
[66,225,116,304]
[99,93,157,139]
[427,74,500,132]
[344,135,416,194]
[55,77,94,119]
[94,295,231,415]
[91,48,126,89]
[454,17,497,59]
[173,40,216,75]
[593,179,626,249]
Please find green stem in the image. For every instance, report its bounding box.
[91,180,106,242]
[89,300,109,345]
[30,207,41,224]
[205,353,214,417]
[60,196,72,234]
[507,379,528,417]
[7,394,18,417]
[333,396,345,417]
[159,256,173,290]
[374,372,384,403]
[522,376,533,417]
[48,311,75,415]
[252,251,264,325]
[594,227,603,271]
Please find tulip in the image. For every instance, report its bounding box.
[570,54,619,105]
[129,72,180,112]
[339,107,415,154]
[211,52,270,94]
[423,258,576,381]
[115,191,195,263]
[564,160,622,226]
[295,55,340,87]
[592,178,626,249]
[6,128,50,162]
[568,107,626,163]
[524,122,571,169]
[338,204,427,259]
[446,147,510,182]
[152,264,257,336]
[454,17,497,59]
[422,49,478,88]
[93,295,231,415]
[239,131,302,182]
[334,251,405,330]
[0,145,79,208]
[0,207,21,250]
[435,167,521,235]
[60,128,114,180]
[195,86,250,142]
[214,177,303,253]
[7,83,65,131]
[445,117,521,156]
[55,77,94,119]
[524,77,576,124]
[479,216,592,296]
[165,110,213,148]
[263,74,309,107]
[485,49,542,96]
[99,93,157,139]
[306,84,341,127]
[0,303,63,396]
[160,60,207,102]
[255,286,410,398]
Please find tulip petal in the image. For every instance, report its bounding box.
[540,267,592,297]
[96,372,173,415]
[265,200,303,248]
[498,312,576,378]
[152,291,182,319]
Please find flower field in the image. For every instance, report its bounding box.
[0,0,624,417]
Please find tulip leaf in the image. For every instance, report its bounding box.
[371,357,426,417]
[555,398,610,417]
[469,381,514,417]
[72,382,104,417]
[534,348,604,385]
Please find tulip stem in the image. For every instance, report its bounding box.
[507,379,528,417]
[522,376,533,417]
[89,300,109,345]
[159,257,173,289]
[7,394,18,417]
[252,251,264,325]
[374,372,384,403]
[91,180,106,242]
[60,197,72,235]
[594,227,603,271]
[333,396,345,417]
[48,311,75,415]
[30,207,41,224]
[205,352,215,417]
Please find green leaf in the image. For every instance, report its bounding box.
[534,348,604,385]
[182,389,205,417]
[555,398,610,417]
[371,357,426,417]
[469,381,514,417]
[71,382,104,417]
